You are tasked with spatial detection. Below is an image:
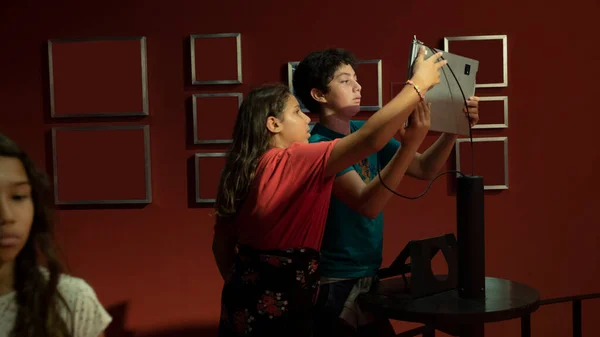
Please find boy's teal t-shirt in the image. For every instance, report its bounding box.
[309,121,401,278]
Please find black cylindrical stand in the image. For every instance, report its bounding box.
[456,175,485,299]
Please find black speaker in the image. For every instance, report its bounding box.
[456,175,485,298]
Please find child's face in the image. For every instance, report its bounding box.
[0,156,34,265]
[324,64,362,117]
[276,95,312,145]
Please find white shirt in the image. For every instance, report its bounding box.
[0,271,112,337]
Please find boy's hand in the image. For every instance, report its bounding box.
[397,101,431,148]
[465,96,480,126]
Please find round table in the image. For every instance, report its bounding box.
[358,277,540,337]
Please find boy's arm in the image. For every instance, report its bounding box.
[332,101,432,219]
[406,133,458,180]
[407,96,480,180]
[333,142,419,219]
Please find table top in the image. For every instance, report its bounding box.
[358,276,540,326]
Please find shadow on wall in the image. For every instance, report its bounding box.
[105,302,219,337]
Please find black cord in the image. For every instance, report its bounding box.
[376,43,475,200]
[376,166,465,200]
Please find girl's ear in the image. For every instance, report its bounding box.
[266,116,282,133]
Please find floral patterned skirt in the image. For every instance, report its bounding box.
[218,245,320,337]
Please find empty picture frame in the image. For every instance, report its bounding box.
[48,36,149,118]
[472,96,508,129]
[190,33,242,84]
[287,59,383,112]
[455,137,508,190]
[287,61,309,112]
[192,93,243,144]
[52,125,152,205]
[195,153,227,203]
[355,59,383,111]
[444,35,508,88]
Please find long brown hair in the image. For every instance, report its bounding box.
[215,84,291,222]
[0,132,72,337]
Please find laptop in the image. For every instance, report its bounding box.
[407,36,479,136]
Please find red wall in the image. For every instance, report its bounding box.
[1,1,598,336]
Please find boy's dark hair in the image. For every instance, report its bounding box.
[292,48,357,114]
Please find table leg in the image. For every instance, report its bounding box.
[521,315,531,337]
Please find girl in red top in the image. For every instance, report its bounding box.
[213,47,445,337]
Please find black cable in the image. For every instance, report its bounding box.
[376,43,475,199]
[376,167,465,200]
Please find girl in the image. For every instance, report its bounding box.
[0,133,112,337]
[213,46,445,337]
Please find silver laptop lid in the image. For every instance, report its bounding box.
[407,36,479,136]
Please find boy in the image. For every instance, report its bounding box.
[292,48,480,336]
